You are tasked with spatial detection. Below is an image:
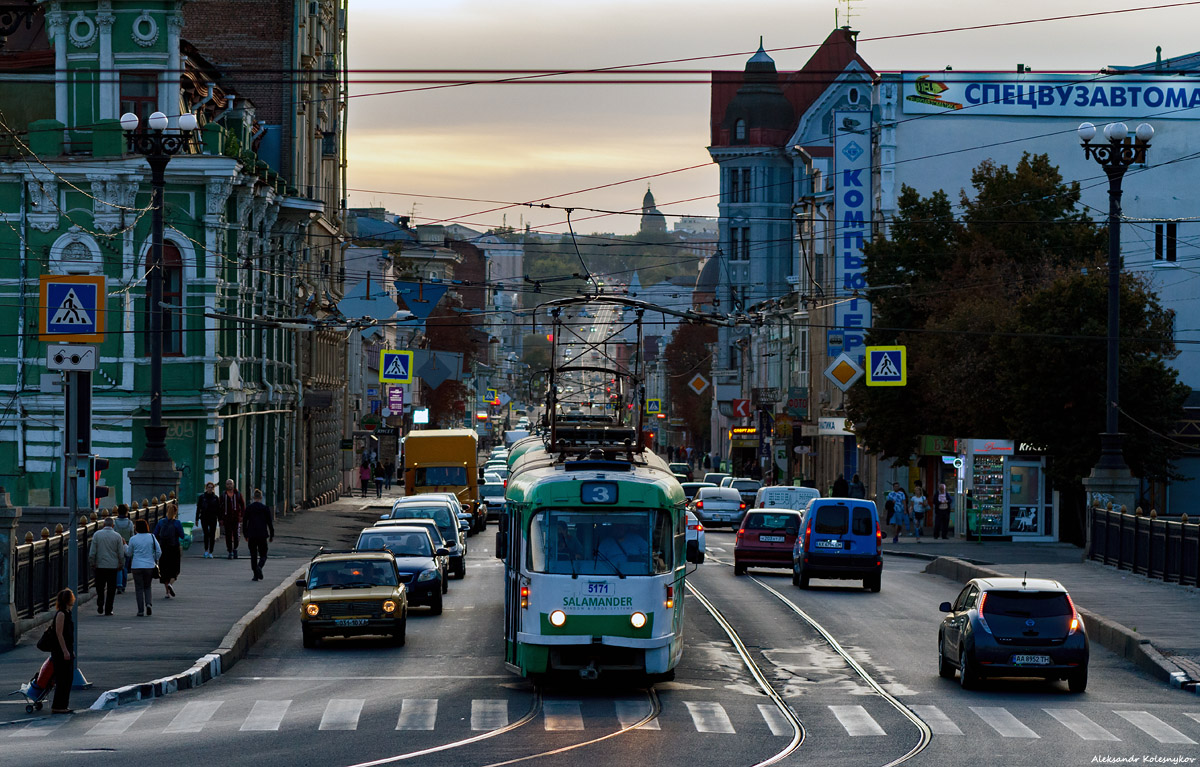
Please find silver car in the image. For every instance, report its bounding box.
[689,486,746,528]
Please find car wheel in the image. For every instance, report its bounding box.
[959,646,979,690]
[455,562,466,579]
[302,626,318,649]
[866,574,882,593]
[733,564,745,576]
[937,636,955,679]
[442,575,449,594]
[430,593,443,616]
[1067,667,1088,693]
[792,563,800,586]
[798,572,810,590]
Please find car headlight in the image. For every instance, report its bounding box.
[382,600,397,613]
[417,569,438,582]
[305,603,319,617]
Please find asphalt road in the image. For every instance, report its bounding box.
[6,528,1199,767]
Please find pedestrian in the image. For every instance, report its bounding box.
[886,481,909,544]
[48,588,75,714]
[221,479,245,559]
[910,482,929,540]
[383,461,393,490]
[932,483,954,539]
[832,473,849,497]
[154,506,185,598]
[125,519,161,617]
[243,489,275,581]
[87,518,124,616]
[848,473,866,499]
[197,481,221,559]
[703,453,712,470]
[359,462,371,498]
[374,462,385,498]
[112,505,134,594]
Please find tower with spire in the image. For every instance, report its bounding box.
[639,184,667,236]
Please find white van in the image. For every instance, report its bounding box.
[754,485,821,510]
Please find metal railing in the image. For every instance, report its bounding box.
[1088,505,1200,587]
[12,498,173,620]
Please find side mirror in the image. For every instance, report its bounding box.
[379,514,388,520]
[459,522,470,532]
[686,540,705,565]
[435,547,449,557]
[295,579,308,589]
[939,601,953,613]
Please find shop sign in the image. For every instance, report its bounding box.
[785,386,808,418]
[730,425,759,449]
[775,420,793,439]
[967,438,1014,455]
[818,417,854,436]
[833,110,872,360]
[801,424,820,436]
[1016,442,1047,454]
[918,435,956,455]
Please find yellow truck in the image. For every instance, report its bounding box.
[402,429,484,531]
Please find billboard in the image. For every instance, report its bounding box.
[832,110,872,361]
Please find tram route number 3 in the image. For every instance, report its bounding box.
[586,581,610,595]
[580,481,618,504]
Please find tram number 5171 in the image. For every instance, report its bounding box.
[586,581,610,595]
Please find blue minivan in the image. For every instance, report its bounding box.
[792,498,883,592]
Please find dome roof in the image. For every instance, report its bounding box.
[695,255,720,292]
[721,40,795,143]
[643,186,656,209]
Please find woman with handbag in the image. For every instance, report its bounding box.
[126,519,161,617]
[46,588,75,713]
[154,507,185,599]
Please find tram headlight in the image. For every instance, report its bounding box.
[549,609,567,627]
[630,612,647,629]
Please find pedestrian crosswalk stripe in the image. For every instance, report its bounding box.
[615,699,659,730]
[319,699,364,731]
[1114,711,1196,744]
[88,708,148,736]
[10,716,68,738]
[1185,713,1200,726]
[910,705,962,735]
[543,700,584,731]
[241,700,292,732]
[164,701,224,733]
[757,704,791,736]
[396,699,437,731]
[1043,709,1119,741]
[829,705,886,736]
[471,699,508,731]
[685,701,735,733]
[970,706,1040,738]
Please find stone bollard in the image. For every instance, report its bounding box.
[0,487,22,650]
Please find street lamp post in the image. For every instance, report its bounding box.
[121,110,197,497]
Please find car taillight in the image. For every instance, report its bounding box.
[695,500,703,509]
[977,591,993,634]
[1066,593,1082,635]
[803,523,811,552]
[735,527,744,540]
[739,502,746,510]
[876,523,883,555]
[688,522,703,531]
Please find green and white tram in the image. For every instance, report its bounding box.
[497,434,698,681]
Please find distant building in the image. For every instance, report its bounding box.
[639,186,668,236]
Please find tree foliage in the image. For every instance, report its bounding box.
[846,153,1187,486]
[663,322,717,450]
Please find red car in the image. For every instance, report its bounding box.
[734,510,802,575]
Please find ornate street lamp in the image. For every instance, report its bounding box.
[120,110,197,468]
[1077,121,1153,472]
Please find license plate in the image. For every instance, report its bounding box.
[815,539,843,549]
[760,535,785,542]
[1011,654,1051,665]
[714,514,728,521]
[334,618,368,627]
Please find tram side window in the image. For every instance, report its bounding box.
[529,510,673,576]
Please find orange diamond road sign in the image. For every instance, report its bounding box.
[687,374,710,395]
[823,352,864,392]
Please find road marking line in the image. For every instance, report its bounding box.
[970,707,1039,738]
[164,701,224,733]
[1044,709,1119,741]
[758,704,790,736]
[1114,711,1196,744]
[88,708,148,736]
[543,700,584,731]
[241,700,292,732]
[396,699,437,731]
[471,699,508,731]
[829,705,886,736]
[910,705,962,735]
[615,699,659,730]
[1185,713,1200,726]
[685,701,735,733]
[10,716,68,738]
[319,699,364,731]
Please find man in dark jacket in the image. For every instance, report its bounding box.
[197,482,222,559]
[243,489,275,581]
[221,479,245,559]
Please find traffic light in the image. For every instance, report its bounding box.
[90,455,110,509]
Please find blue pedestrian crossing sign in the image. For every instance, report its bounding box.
[645,398,662,415]
[485,388,499,405]
[379,349,414,384]
[39,275,106,343]
[865,346,906,387]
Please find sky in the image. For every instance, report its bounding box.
[344,0,1200,236]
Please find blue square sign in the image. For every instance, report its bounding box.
[865,346,906,387]
[39,275,105,342]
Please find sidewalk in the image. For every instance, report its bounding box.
[886,535,1200,688]
[1,488,402,718]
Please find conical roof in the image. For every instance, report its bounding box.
[720,39,795,144]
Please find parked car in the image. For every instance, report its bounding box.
[734,510,802,575]
[668,463,693,481]
[938,577,1089,692]
[685,511,706,564]
[479,481,506,521]
[702,472,730,486]
[680,482,717,502]
[371,518,451,589]
[355,526,448,613]
[384,498,467,578]
[755,485,821,510]
[297,550,407,648]
[689,486,746,528]
[792,498,882,591]
[729,478,762,507]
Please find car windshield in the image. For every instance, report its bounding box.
[480,485,505,498]
[414,466,467,486]
[732,480,761,492]
[307,560,397,589]
[389,506,455,539]
[699,488,740,501]
[744,513,799,533]
[982,591,1072,618]
[529,510,673,576]
[358,531,432,558]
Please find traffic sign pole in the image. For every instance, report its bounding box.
[62,371,92,690]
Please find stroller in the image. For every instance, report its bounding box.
[9,657,54,714]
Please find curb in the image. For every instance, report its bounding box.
[923,556,1197,691]
[88,563,307,711]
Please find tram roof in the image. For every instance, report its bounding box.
[506,440,684,509]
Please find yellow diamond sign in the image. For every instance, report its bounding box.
[687,374,710,395]
[823,352,864,392]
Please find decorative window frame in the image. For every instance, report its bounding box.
[69,11,97,48]
[49,226,104,275]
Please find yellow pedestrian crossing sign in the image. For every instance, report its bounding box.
[485,388,499,405]
[379,349,414,384]
[645,398,662,415]
[865,346,906,387]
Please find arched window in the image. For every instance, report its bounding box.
[735,119,746,141]
[145,243,184,356]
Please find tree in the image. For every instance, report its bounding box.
[664,322,717,450]
[423,295,485,427]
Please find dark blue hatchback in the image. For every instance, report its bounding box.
[792,498,883,592]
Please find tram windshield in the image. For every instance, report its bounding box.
[529,510,673,576]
